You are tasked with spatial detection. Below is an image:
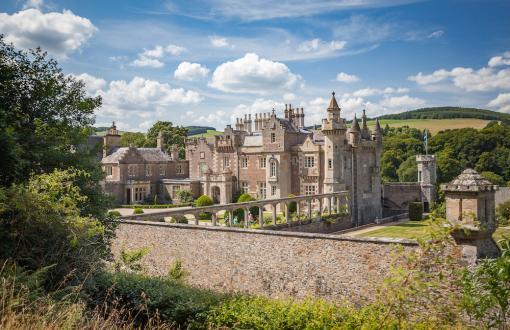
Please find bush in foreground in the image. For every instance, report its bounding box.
[409,202,424,221]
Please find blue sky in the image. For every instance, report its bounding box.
[1,0,509,131]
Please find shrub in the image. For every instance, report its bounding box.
[234,194,259,220]
[133,207,144,214]
[195,195,214,207]
[409,202,424,221]
[496,200,510,226]
[287,194,297,214]
[168,260,187,280]
[480,171,506,186]
[108,210,122,218]
[176,189,194,203]
[169,215,188,224]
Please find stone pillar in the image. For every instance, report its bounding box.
[327,197,332,215]
[296,201,301,218]
[319,199,323,217]
[336,195,341,214]
[285,203,289,223]
[226,210,232,227]
[212,212,217,226]
[272,204,277,225]
[307,199,312,219]
[441,168,501,264]
[244,207,250,228]
[194,213,199,225]
[259,206,264,228]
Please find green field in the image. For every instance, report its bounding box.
[355,220,510,244]
[367,118,491,135]
[188,129,223,138]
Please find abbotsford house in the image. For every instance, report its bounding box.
[100,92,436,225]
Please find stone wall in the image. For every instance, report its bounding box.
[266,214,351,233]
[113,221,417,303]
[496,187,510,206]
[383,182,421,212]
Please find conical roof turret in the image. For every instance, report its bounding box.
[351,114,360,131]
[327,92,340,111]
[374,118,382,133]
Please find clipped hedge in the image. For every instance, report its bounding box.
[108,210,121,218]
[119,202,194,209]
[409,202,424,221]
[133,207,144,215]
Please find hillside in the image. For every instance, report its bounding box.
[376,106,510,124]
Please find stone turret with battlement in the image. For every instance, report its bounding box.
[416,154,437,212]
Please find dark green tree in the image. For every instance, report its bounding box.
[120,132,146,147]
[145,121,188,158]
[397,156,418,182]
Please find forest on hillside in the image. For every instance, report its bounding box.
[377,106,510,124]
[381,122,510,186]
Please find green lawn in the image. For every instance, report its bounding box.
[188,129,223,138]
[356,220,510,244]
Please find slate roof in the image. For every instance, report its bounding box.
[441,168,498,192]
[102,147,172,164]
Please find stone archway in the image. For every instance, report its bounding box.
[211,186,221,204]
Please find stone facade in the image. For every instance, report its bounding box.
[416,154,437,212]
[100,123,200,204]
[113,221,417,303]
[186,93,383,225]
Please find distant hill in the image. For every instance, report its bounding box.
[376,107,510,124]
[186,126,217,136]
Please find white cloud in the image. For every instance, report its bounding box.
[232,98,283,121]
[427,30,444,38]
[130,43,187,68]
[165,44,187,55]
[409,53,510,92]
[350,87,409,97]
[174,62,210,81]
[0,9,96,57]
[336,72,359,83]
[487,93,510,113]
[23,0,44,10]
[130,57,164,68]
[71,73,106,95]
[283,93,296,101]
[209,53,302,94]
[379,95,425,109]
[210,36,229,48]
[196,110,226,125]
[297,38,346,56]
[488,51,510,67]
[97,76,202,119]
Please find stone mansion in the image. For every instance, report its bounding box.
[101,92,384,224]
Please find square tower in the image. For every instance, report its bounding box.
[416,154,436,212]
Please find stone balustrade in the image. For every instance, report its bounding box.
[121,191,349,228]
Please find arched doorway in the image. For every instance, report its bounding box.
[211,186,221,204]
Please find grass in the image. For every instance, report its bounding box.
[356,220,510,244]
[188,129,223,138]
[366,118,491,135]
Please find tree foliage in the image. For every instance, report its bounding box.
[145,121,188,158]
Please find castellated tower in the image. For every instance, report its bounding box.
[416,154,437,212]
[103,121,121,157]
[322,92,347,193]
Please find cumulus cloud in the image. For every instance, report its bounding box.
[210,36,230,48]
[350,87,409,97]
[336,72,360,83]
[427,30,444,38]
[130,43,187,68]
[487,93,510,113]
[209,53,302,94]
[379,95,425,109]
[0,9,97,57]
[297,38,346,56]
[23,0,44,9]
[71,73,106,95]
[488,51,510,67]
[408,52,510,92]
[96,76,202,119]
[196,110,226,125]
[231,98,283,122]
[174,62,209,81]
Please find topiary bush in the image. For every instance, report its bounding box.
[169,215,189,224]
[409,202,424,221]
[287,194,297,214]
[108,210,121,218]
[133,207,144,215]
[234,193,259,220]
[195,195,214,207]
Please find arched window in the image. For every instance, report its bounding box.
[270,160,277,177]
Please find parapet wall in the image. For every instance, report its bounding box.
[496,187,510,206]
[113,221,417,303]
[383,182,421,212]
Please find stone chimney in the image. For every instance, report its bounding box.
[156,131,163,151]
[170,145,179,160]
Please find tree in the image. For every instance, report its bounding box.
[0,36,101,187]
[145,121,188,158]
[120,132,146,147]
[436,147,464,183]
[397,156,418,182]
[480,171,506,186]
[176,189,194,203]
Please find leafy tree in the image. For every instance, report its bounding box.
[176,189,194,203]
[0,36,101,187]
[0,169,112,289]
[480,171,506,186]
[145,121,188,158]
[436,147,464,183]
[120,132,146,147]
[397,155,418,182]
